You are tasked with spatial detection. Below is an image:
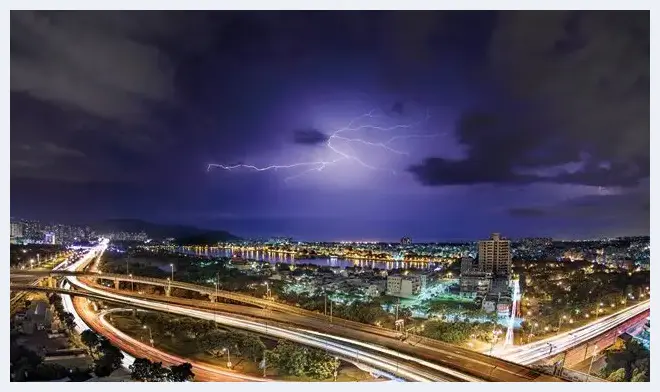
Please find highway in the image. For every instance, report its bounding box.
[59,244,451,381]
[10,268,563,381]
[9,252,75,315]
[495,300,650,365]
[14,242,568,382]
[75,300,269,382]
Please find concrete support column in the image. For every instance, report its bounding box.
[165,286,171,297]
[210,295,217,302]
[114,279,120,290]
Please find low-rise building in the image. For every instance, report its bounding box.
[386,274,427,297]
[459,271,492,298]
[365,284,383,297]
[22,300,52,334]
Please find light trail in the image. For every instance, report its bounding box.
[494,300,650,365]
[504,279,520,347]
[207,108,437,181]
[62,264,452,381]
[57,243,138,370]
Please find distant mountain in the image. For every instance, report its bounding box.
[90,219,240,242]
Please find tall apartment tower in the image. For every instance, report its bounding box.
[478,233,511,277]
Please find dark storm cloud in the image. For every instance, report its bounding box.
[408,11,649,189]
[10,11,183,122]
[508,184,648,226]
[292,128,329,146]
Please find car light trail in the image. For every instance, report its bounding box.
[63,252,438,381]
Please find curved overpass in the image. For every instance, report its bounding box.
[10,270,564,382]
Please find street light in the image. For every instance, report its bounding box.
[489,329,503,355]
[129,274,134,291]
[558,315,567,331]
[170,263,174,281]
[528,322,539,344]
[333,356,339,381]
[222,347,232,368]
[143,325,154,347]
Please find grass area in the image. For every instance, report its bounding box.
[108,311,377,382]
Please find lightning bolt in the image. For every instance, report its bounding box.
[207,108,437,182]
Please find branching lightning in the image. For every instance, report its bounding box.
[207,108,437,182]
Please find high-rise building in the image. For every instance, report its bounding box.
[44,232,56,245]
[10,222,24,238]
[460,256,475,274]
[400,236,412,245]
[478,233,511,277]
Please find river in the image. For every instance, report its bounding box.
[175,247,440,271]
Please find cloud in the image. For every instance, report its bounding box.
[408,11,649,189]
[10,11,184,122]
[508,185,648,223]
[42,142,86,158]
[292,128,329,146]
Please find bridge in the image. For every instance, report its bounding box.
[10,269,563,382]
[495,300,650,368]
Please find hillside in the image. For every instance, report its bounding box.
[90,219,240,242]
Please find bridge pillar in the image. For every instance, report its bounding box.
[165,286,171,297]
[210,294,217,302]
[114,279,120,290]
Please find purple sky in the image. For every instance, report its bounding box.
[10,11,649,241]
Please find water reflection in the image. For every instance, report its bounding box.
[176,247,436,271]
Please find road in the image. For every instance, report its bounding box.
[73,298,268,382]
[494,300,650,365]
[9,252,74,315]
[11,269,562,381]
[16,243,566,382]
[59,244,441,381]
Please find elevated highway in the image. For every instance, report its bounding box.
[495,300,650,366]
[11,271,561,382]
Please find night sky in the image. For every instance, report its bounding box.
[10,11,649,241]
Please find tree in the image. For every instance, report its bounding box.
[61,312,76,331]
[198,329,228,357]
[266,340,308,377]
[93,338,124,377]
[239,334,266,362]
[606,368,626,382]
[266,340,341,380]
[81,329,100,356]
[168,363,195,382]
[604,340,650,381]
[130,358,170,382]
[631,368,648,382]
[10,345,43,381]
[305,348,340,380]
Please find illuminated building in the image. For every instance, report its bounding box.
[44,232,56,245]
[459,271,492,299]
[478,233,511,277]
[386,274,426,297]
[400,236,412,245]
[10,222,24,238]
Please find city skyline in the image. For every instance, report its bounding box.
[10,11,649,241]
